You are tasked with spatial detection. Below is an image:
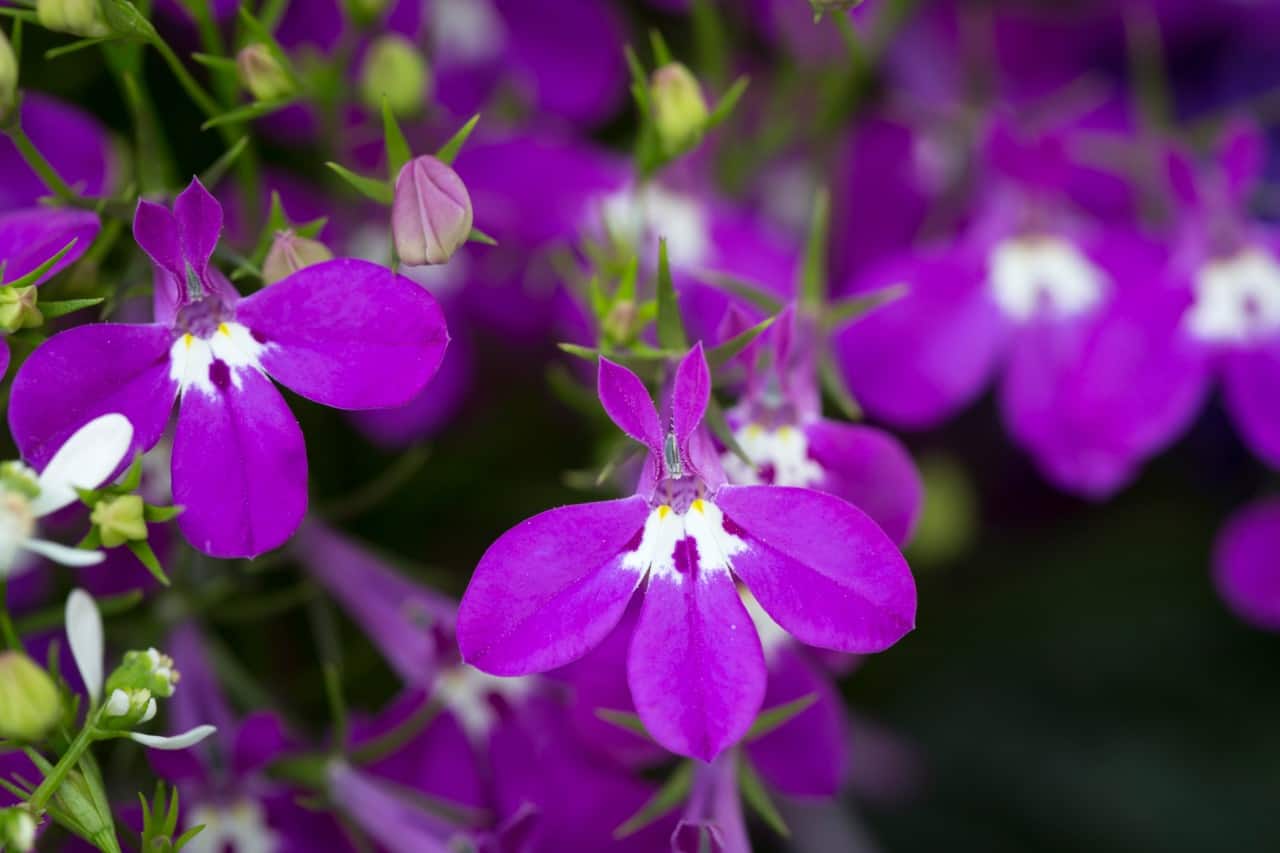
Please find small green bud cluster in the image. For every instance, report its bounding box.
[0,806,36,852]
[100,648,179,729]
[89,495,147,547]
[0,286,43,335]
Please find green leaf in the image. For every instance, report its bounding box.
[799,188,831,312]
[174,824,207,851]
[45,37,112,60]
[707,314,775,369]
[818,348,862,421]
[557,342,599,362]
[738,759,789,838]
[467,227,498,246]
[691,0,728,85]
[615,761,694,839]
[326,162,393,204]
[595,707,651,739]
[616,255,639,303]
[824,282,908,327]
[190,52,240,73]
[142,504,184,522]
[655,239,688,351]
[694,271,784,314]
[705,75,749,130]
[39,297,104,321]
[382,97,413,179]
[199,136,251,190]
[746,693,819,740]
[116,453,144,493]
[2,238,79,288]
[126,540,172,586]
[648,29,673,67]
[201,98,293,130]
[706,394,751,467]
[435,113,481,165]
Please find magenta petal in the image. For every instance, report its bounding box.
[803,420,923,546]
[1213,499,1280,631]
[628,568,765,761]
[9,323,178,467]
[236,259,448,410]
[132,199,183,277]
[597,357,662,451]
[716,485,916,653]
[173,177,222,281]
[232,711,289,778]
[1218,119,1266,204]
[746,645,849,798]
[458,497,649,675]
[1222,342,1280,469]
[172,368,307,558]
[0,208,99,284]
[672,342,711,453]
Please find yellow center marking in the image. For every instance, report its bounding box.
[657,505,672,519]
[182,334,193,349]
[217,323,230,336]
[777,425,793,439]
[746,424,763,437]
[691,499,705,514]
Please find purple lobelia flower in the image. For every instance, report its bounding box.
[457,344,916,761]
[8,177,449,558]
[722,305,922,546]
[836,116,1201,498]
[1212,498,1280,632]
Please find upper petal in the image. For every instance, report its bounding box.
[628,565,766,761]
[133,199,183,278]
[716,485,916,653]
[0,208,99,285]
[803,420,923,547]
[173,177,223,282]
[9,323,178,468]
[32,413,134,517]
[236,258,448,410]
[671,342,710,456]
[1222,341,1280,470]
[597,356,662,451]
[172,366,307,558]
[1213,499,1280,631]
[458,497,650,675]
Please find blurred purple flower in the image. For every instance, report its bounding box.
[1213,498,1280,631]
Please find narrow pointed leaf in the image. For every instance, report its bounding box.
[705,76,749,129]
[382,98,413,179]
[326,162,393,204]
[745,693,819,740]
[198,136,250,189]
[595,707,651,739]
[467,227,497,246]
[614,761,694,839]
[201,99,293,130]
[655,239,688,350]
[799,188,831,312]
[435,114,481,165]
[649,29,673,66]
[142,504,184,522]
[696,271,784,314]
[45,37,112,60]
[818,348,862,420]
[706,394,751,466]
[708,315,775,368]
[39,298,105,320]
[824,282,908,327]
[126,540,171,586]
[3,239,79,288]
[738,759,789,838]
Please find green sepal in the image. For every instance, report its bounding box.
[198,136,251,190]
[102,0,158,41]
[142,504,183,523]
[614,760,694,840]
[824,282,908,328]
[2,239,79,288]
[705,394,751,467]
[704,75,750,131]
[201,98,293,131]
[467,227,497,246]
[745,693,818,740]
[126,540,171,586]
[818,347,862,421]
[382,97,413,179]
[707,314,775,369]
[325,162,393,204]
[594,707,651,740]
[695,271,784,314]
[435,114,481,165]
[655,239,689,351]
[38,297,104,321]
[738,758,789,838]
[799,188,831,313]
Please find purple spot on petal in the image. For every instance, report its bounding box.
[721,514,748,539]
[209,359,231,389]
[250,327,269,345]
[621,525,645,554]
[673,536,700,576]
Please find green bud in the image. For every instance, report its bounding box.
[89,494,147,547]
[0,29,16,126]
[0,807,36,852]
[105,647,178,703]
[0,652,62,742]
[602,299,638,344]
[36,0,110,38]
[236,43,293,102]
[261,230,334,285]
[0,286,42,334]
[0,462,40,501]
[347,0,388,25]
[650,63,708,156]
[360,35,431,117]
[99,686,155,729]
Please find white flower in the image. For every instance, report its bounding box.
[64,589,216,750]
[0,413,135,577]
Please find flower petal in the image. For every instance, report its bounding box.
[130,725,218,750]
[132,199,183,278]
[1213,499,1280,631]
[716,485,916,653]
[458,497,649,675]
[597,356,662,450]
[173,177,222,282]
[23,539,105,567]
[0,208,99,285]
[9,323,178,469]
[32,413,134,517]
[628,564,766,761]
[235,258,448,410]
[672,342,710,453]
[1222,342,1280,469]
[803,420,923,547]
[65,588,103,701]
[172,367,307,558]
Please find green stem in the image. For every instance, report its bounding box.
[27,720,97,813]
[149,36,222,119]
[5,125,79,202]
[0,579,20,651]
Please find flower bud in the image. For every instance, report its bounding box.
[262,230,334,285]
[0,29,16,126]
[0,652,61,742]
[36,0,110,38]
[0,807,36,852]
[650,63,707,156]
[90,494,147,548]
[100,686,155,729]
[360,35,431,117]
[603,299,638,344]
[105,647,179,703]
[0,286,42,334]
[392,155,473,266]
[236,44,293,102]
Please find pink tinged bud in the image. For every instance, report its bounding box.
[650,62,708,156]
[261,229,335,284]
[236,43,293,102]
[391,155,473,267]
